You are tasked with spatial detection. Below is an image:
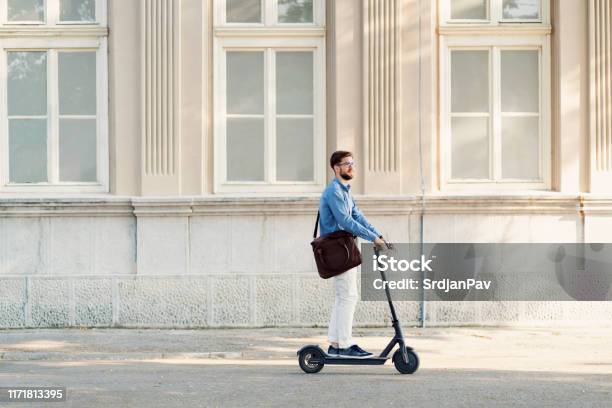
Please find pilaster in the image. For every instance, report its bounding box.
[363,0,401,193]
[141,0,181,195]
[589,0,612,192]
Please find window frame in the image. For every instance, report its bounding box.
[215,0,324,27]
[439,0,549,25]
[439,34,551,190]
[213,35,325,194]
[438,0,551,191]
[0,0,108,193]
[0,0,106,26]
[213,0,326,194]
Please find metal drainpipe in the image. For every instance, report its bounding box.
[417,0,427,328]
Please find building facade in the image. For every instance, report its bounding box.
[1,0,611,328]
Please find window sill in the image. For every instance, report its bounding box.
[0,184,108,194]
[438,24,551,36]
[0,25,108,38]
[213,26,325,38]
[427,190,576,199]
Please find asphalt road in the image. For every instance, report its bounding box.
[1,358,611,408]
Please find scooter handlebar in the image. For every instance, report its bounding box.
[374,241,394,255]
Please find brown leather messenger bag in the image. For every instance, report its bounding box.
[310,211,362,279]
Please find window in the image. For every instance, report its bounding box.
[0,0,107,193]
[442,0,545,23]
[439,0,551,190]
[213,0,325,193]
[2,0,101,25]
[219,0,320,26]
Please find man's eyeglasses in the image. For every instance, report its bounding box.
[338,161,355,168]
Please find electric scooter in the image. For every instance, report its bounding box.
[297,243,419,374]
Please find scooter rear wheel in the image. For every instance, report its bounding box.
[298,346,324,374]
[392,348,419,374]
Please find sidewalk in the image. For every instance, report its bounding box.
[2,326,612,374]
[1,327,611,407]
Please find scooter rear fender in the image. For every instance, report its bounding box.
[297,344,325,356]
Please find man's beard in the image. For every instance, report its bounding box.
[340,172,353,181]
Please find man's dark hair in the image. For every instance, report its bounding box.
[329,151,353,169]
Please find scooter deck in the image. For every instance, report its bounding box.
[318,356,389,365]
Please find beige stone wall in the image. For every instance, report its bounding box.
[2,1,612,328]
[105,0,600,197]
[2,196,612,328]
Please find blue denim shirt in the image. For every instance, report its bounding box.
[318,178,382,242]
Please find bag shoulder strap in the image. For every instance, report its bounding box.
[313,211,320,239]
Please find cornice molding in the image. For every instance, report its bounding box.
[580,196,612,215]
[0,194,595,217]
[0,197,132,217]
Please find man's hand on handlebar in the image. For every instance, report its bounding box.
[374,236,393,251]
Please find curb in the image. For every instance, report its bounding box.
[0,351,243,361]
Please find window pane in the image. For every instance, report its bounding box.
[7,0,44,22]
[451,117,489,179]
[450,0,487,19]
[502,0,540,19]
[501,50,539,113]
[60,119,97,182]
[59,52,97,115]
[278,0,313,23]
[451,50,489,113]
[60,0,96,22]
[502,116,539,179]
[9,119,47,183]
[227,118,265,181]
[276,52,313,114]
[8,52,47,116]
[276,118,313,181]
[227,52,264,115]
[227,0,261,23]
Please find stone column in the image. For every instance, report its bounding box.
[141,0,181,195]
[589,0,612,192]
[363,0,401,194]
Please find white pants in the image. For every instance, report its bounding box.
[327,267,358,349]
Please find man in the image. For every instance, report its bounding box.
[319,151,386,358]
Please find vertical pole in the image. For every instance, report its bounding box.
[378,267,400,323]
[417,0,426,328]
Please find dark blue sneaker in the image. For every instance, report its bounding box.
[327,345,340,356]
[337,344,373,359]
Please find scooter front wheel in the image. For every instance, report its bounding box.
[392,348,419,374]
[298,346,324,374]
